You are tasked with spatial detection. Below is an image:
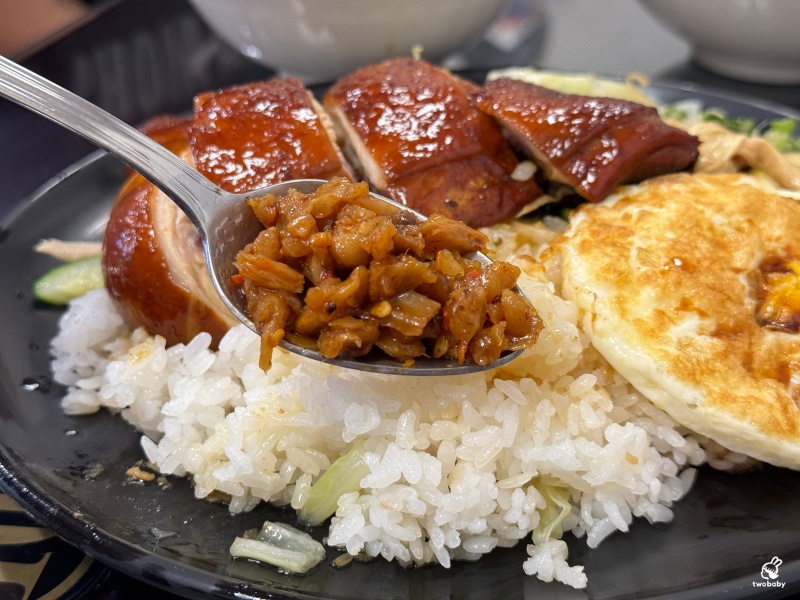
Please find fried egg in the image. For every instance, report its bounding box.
[547,173,800,469]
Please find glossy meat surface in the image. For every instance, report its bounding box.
[387,153,535,229]
[103,117,236,347]
[324,58,540,226]
[191,78,349,193]
[474,77,699,202]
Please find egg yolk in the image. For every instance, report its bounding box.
[757,259,800,332]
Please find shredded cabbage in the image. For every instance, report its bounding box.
[229,521,326,574]
[531,476,573,545]
[298,439,370,526]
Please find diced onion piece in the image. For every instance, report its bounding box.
[381,291,441,338]
[235,254,305,292]
[318,316,379,358]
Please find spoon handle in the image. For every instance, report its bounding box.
[0,55,221,233]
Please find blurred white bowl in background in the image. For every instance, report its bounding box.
[638,0,800,84]
[188,0,507,83]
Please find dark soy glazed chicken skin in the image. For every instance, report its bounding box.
[473,77,700,203]
[190,78,352,193]
[324,58,542,227]
[104,79,353,349]
[103,117,238,348]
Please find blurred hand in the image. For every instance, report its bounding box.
[0,0,89,57]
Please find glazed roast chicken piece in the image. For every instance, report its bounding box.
[324,58,541,227]
[190,78,352,192]
[103,117,238,347]
[103,78,352,348]
[474,77,700,202]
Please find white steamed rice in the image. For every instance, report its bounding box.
[50,245,708,589]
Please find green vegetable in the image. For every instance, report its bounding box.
[298,439,370,526]
[763,117,800,153]
[33,256,103,304]
[664,101,800,153]
[659,104,689,123]
[230,521,326,574]
[700,108,756,134]
[532,475,573,544]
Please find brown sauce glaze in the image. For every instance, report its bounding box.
[474,77,699,202]
[190,78,350,193]
[325,58,541,227]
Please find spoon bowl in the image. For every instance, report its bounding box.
[0,55,524,375]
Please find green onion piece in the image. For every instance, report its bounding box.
[659,104,688,123]
[33,256,103,305]
[298,439,369,526]
[230,521,326,574]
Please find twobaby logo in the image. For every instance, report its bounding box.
[753,556,786,589]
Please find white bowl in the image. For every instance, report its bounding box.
[188,0,507,84]
[638,0,800,84]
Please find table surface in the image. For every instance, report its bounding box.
[1,0,799,598]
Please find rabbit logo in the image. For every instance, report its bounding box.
[753,556,786,588]
[762,557,782,580]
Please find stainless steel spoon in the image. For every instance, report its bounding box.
[0,55,524,376]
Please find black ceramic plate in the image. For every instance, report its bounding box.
[2,82,800,600]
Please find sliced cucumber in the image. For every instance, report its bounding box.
[33,256,103,305]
